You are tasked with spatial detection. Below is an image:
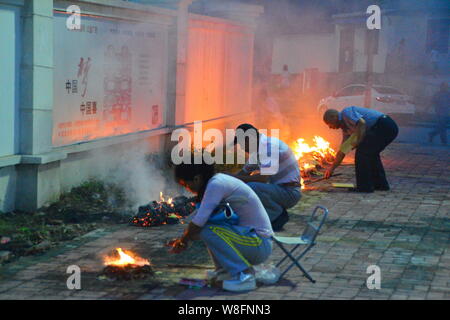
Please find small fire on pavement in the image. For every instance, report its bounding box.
[99,248,154,281]
[103,248,150,267]
[291,136,336,188]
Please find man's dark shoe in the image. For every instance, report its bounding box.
[347,187,374,193]
[375,186,390,191]
[271,208,289,232]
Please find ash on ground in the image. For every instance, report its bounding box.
[98,264,154,281]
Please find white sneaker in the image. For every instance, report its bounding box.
[206,268,231,281]
[222,272,256,292]
[253,264,281,285]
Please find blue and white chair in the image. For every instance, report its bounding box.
[272,205,329,283]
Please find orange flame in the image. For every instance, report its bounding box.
[160,192,174,206]
[292,136,336,189]
[293,136,336,162]
[103,248,150,267]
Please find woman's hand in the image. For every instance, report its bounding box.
[166,222,201,254]
[168,238,189,254]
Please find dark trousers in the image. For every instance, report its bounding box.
[429,117,448,144]
[355,116,399,192]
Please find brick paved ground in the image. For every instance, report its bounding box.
[0,142,449,300]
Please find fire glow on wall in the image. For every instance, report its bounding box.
[52,11,168,146]
[182,17,254,125]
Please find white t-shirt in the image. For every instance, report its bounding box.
[192,173,273,238]
[243,134,300,185]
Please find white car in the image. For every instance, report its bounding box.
[317,84,416,118]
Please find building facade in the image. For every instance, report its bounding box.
[0,0,263,212]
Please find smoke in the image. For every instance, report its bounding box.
[249,0,449,147]
[84,141,183,213]
[250,0,344,147]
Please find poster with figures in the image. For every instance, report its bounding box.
[53,13,167,146]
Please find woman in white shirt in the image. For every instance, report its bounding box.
[169,158,273,292]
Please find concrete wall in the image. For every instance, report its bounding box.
[271,19,389,76]
[0,166,17,212]
[0,0,262,212]
[272,12,449,77]
[0,2,20,157]
[58,135,161,193]
[336,14,449,75]
[181,14,255,126]
[0,0,177,212]
[272,33,337,74]
[335,21,389,75]
[354,27,387,73]
[0,0,22,212]
[385,15,450,73]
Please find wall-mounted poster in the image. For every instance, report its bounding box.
[53,12,168,146]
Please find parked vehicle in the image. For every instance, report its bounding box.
[317,84,416,119]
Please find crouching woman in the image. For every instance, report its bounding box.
[169,159,274,292]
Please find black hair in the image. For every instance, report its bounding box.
[174,153,215,202]
[236,123,257,133]
[233,123,259,147]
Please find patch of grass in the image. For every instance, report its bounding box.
[44,178,129,223]
[0,179,130,263]
[0,213,99,255]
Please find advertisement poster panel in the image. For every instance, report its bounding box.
[53,13,167,146]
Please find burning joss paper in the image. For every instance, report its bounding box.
[292,136,336,178]
[131,194,196,227]
[99,248,154,281]
[103,248,150,267]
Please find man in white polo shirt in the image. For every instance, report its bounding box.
[232,123,301,231]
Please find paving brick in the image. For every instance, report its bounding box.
[0,143,448,300]
[0,280,24,293]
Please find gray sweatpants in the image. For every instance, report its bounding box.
[247,182,301,221]
[200,223,273,276]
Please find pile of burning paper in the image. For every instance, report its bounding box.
[131,193,196,227]
[291,136,337,188]
[99,248,154,281]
